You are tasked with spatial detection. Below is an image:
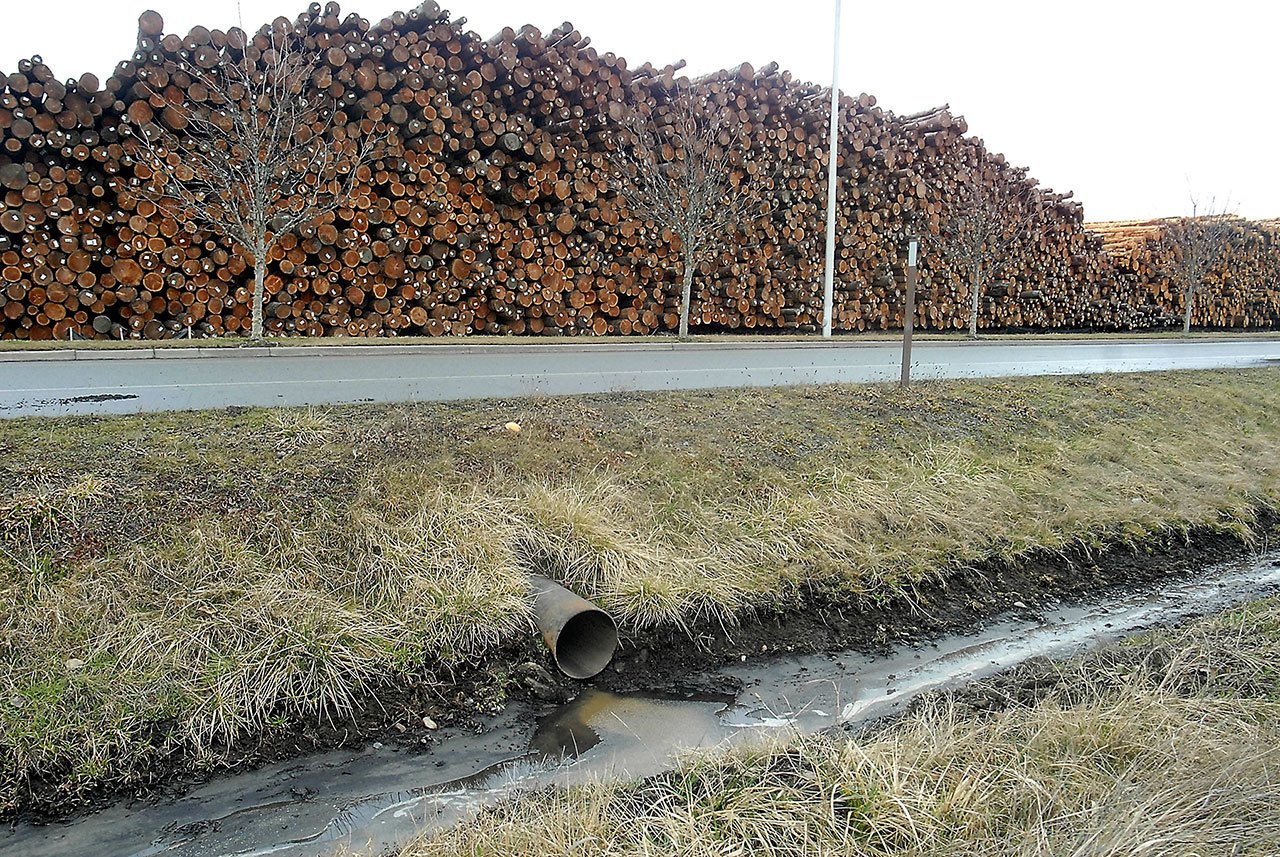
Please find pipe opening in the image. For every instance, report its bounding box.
[529,575,619,679]
[554,609,618,680]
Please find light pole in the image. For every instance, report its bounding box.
[821,0,842,337]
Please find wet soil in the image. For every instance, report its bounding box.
[8,512,1277,826]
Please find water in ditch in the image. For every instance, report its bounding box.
[7,550,1280,857]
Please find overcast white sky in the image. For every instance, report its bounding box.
[2,0,1275,222]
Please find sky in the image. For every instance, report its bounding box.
[2,0,1275,222]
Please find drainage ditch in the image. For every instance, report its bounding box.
[6,551,1279,857]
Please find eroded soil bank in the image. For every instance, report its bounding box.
[6,518,1279,856]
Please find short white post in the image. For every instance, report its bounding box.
[901,237,918,387]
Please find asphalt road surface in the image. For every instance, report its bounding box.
[1,338,1277,419]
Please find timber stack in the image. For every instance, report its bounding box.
[1,2,1277,340]
[1088,218,1280,330]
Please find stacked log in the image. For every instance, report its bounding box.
[1088,217,1280,329]
[0,2,1277,340]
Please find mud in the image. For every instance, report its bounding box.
[5,544,1279,857]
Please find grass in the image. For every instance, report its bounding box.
[1,369,1279,813]
[401,598,1280,857]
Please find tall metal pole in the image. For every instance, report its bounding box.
[901,237,918,387]
[821,0,842,338]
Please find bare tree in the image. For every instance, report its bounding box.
[608,87,758,338]
[126,36,377,340]
[933,171,1043,338]
[1162,197,1237,335]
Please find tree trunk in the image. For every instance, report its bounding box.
[968,260,982,338]
[1182,283,1194,335]
[251,241,266,341]
[678,249,694,339]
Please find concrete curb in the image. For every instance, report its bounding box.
[0,336,1276,364]
[0,351,77,363]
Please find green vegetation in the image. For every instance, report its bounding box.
[1,368,1279,813]
[403,598,1280,857]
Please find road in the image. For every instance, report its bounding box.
[0,337,1277,418]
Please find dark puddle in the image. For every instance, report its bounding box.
[7,551,1280,857]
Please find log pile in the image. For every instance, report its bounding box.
[1088,217,1280,329]
[1,2,1277,340]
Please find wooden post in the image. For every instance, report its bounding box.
[901,237,918,387]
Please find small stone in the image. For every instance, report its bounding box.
[422,716,438,730]
[1013,601,1027,609]
[514,662,556,686]
[66,658,86,671]
[505,422,522,434]
[394,722,407,733]
[525,679,558,702]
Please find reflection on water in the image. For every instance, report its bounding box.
[529,691,605,760]
[530,688,737,762]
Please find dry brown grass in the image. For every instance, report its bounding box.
[0,482,534,811]
[402,599,1280,857]
[1,369,1279,813]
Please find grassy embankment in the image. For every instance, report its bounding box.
[404,597,1280,857]
[1,368,1278,813]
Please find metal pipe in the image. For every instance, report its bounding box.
[821,0,842,338]
[529,575,619,680]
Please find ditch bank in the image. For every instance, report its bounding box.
[4,515,1278,856]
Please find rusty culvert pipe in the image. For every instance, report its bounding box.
[530,575,619,680]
